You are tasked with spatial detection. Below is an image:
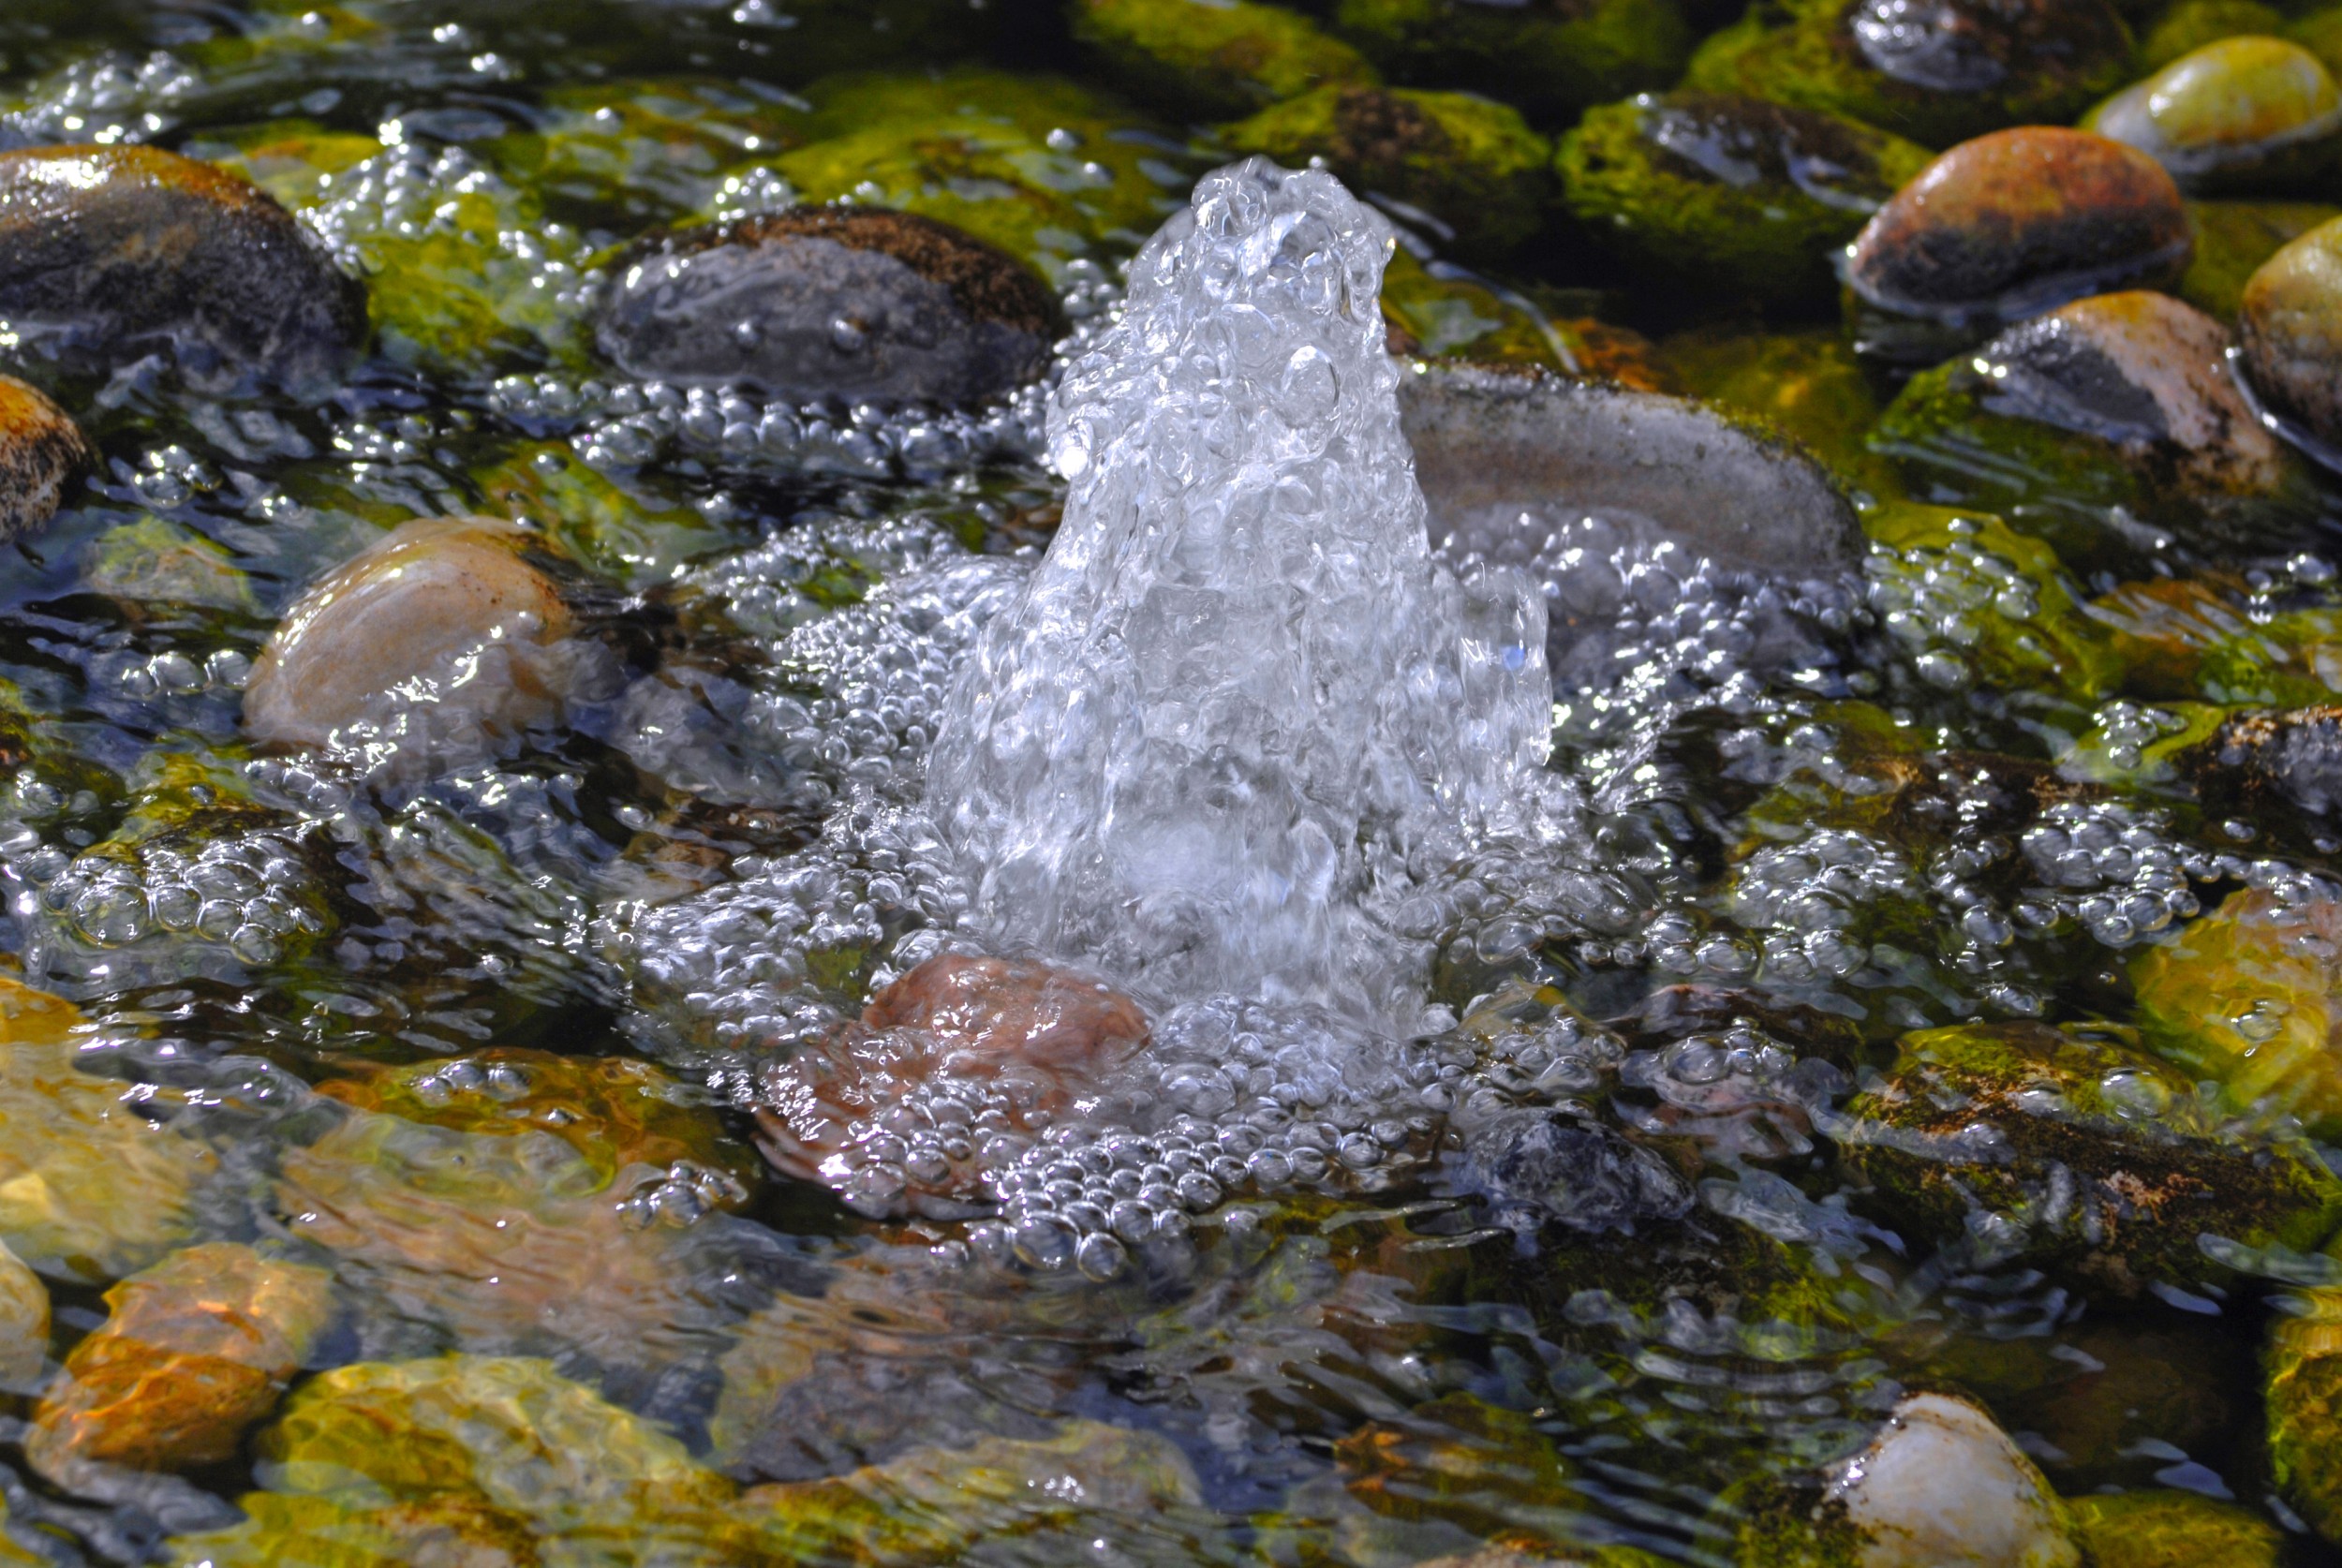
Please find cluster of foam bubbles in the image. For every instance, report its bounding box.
[1863,529,2049,692]
[10,820,328,981]
[0,50,193,147]
[928,158,1558,1029]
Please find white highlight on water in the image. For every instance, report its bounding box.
[928,159,1553,1028]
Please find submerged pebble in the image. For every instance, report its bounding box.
[0,145,365,386]
[243,517,582,767]
[2086,37,2342,193]
[596,206,1064,406]
[2239,213,2342,456]
[1821,1393,2082,1567]
[0,373,86,544]
[1845,127,2191,340]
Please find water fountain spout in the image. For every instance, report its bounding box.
[928,159,1554,1028]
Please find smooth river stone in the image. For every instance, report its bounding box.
[1396,361,1863,580]
[1974,289,2287,495]
[2241,213,2342,453]
[0,373,89,543]
[244,517,575,755]
[595,207,1063,405]
[1825,1393,2083,1567]
[2086,36,2342,191]
[0,145,365,387]
[1845,127,2192,323]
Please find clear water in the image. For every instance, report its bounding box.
[0,2,2337,1565]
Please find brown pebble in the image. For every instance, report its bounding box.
[1846,127,2191,322]
[0,374,90,543]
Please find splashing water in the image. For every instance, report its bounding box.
[928,159,1556,1028]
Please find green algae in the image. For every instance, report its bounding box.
[82,515,261,616]
[473,440,731,587]
[2067,1489,2285,1567]
[490,79,806,225]
[1223,85,1552,259]
[2143,0,2290,67]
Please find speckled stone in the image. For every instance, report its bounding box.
[0,374,89,543]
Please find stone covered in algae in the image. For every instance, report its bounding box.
[1330,0,1693,120]
[769,70,1185,276]
[1381,250,1662,382]
[0,975,217,1285]
[1558,93,1930,308]
[1658,327,1895,495]
[1223,85,1552,260]
[2133,884,2342,1134]
[2067,1489,2285,1567]
[1073,0,1376,119]
[1868,292,2305,568]
[0,1236,45,1389]
[1682,0,2136,149]
[81,516,260,616]
[2181,199,2342,318]
[1842,1020,2342,1293]
[164,1353,1206,1567]
[2268,1280,2342,1544]
[26,1242,334,1481]
[1861,502,2121,707]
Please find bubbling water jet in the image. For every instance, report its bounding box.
[928,158,1557,1029]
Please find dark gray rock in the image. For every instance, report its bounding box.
[595,207,1064,405]
[0,145,367,389]
[1447,1107,1693,1242]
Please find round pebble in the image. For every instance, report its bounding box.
[0,374,90,543]
[2085,37,2342,192]
[2240,213,2342,456]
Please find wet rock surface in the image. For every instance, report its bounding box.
[1845,127,2192,330]
[1074,0,1377,117]
[0,374,86,543]
[0,145,365,386]
[1558,92,1932,305]
[1842,1021,2342,1291]
[1817,1393,2082,1568]
[595,206,1063,405]
[0,1237,44,1389]
[26,1242,334,1483]
[2239,212,2342,455]
[243,516,583,765]
[1685,0,2135,148]
[1223,86,1552,259]
[2086,37,2342,193]
[1330,0,1692,118]
[1445,1107,1692,1239]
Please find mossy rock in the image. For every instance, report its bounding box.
[1223,85,1552,259]
[1843,1020,2342,1293]
[1331,0,1691,118]
[1658,328,1894,495]
[2189,604,2342,706]
[2181,199,2342,318]
[1558,93,1931,308]
[770,70,1186,276]
[2267,1283,2342,1545]
[1073,0,1377,119]
[2053,699,2231,788]
[2068,1489,2285,1567]
[1683,0,2136,149]
[2298,5,2342,76]
[2144,0,2290,67]
[2133,883,2342,1133]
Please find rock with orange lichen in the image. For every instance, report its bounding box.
[0,144,365,386]
[0,374,88,543]
[751,953,1148,1217]
[25,1242,334,1484]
